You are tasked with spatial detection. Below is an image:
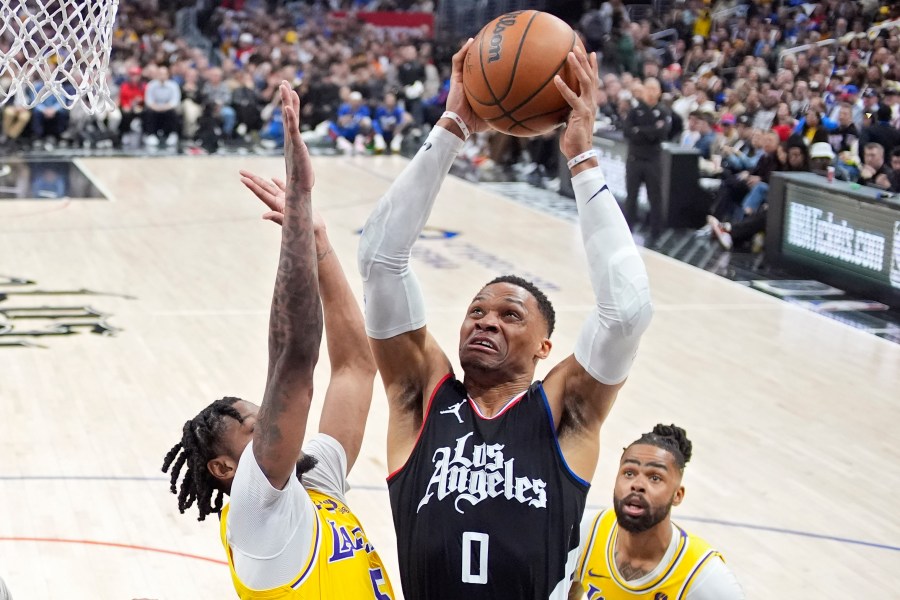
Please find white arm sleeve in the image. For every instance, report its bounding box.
[572,167,653,385]
[685,556,746,600]
[358,126,464,339]
[226,434,349,590]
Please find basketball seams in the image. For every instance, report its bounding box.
[496,10,540,103]
[474,21,533,133]
[463,11,580,136]
[503,30,578,118]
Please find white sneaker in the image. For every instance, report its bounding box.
[144,135,159,147]
[390,134,403,153]
[708,216,733,250]
[373,134,386,152]
[336,137,353,154]
[165,132,178,147]
[236,123,247,136]
[353,136,366,155]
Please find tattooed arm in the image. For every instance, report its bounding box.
[253,82,323,491]
[240,170,376,476]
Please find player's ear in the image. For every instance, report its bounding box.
[672,485,685,507]
[536,338,552,360]
[208,455,237,482]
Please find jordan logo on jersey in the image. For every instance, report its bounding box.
[417,431,547,514]
[439,399,466,423]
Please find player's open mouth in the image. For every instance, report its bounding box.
[622,496,647,516]
[468,336,498,352]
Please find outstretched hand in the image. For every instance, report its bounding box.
[280,81,314,195]
[445,38,488,136]
[239,170,324,230]
[554,49,599,160]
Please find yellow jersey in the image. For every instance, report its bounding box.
[575,509,724,600]
[220,489,396,599]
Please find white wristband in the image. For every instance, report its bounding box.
[567,149,599,170]
[441,111,470,140]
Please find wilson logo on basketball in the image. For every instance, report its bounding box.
[487,10,524,63]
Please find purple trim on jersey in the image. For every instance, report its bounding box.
[537,385,590,489]
[290,514,321,588]
[677,550,717,599]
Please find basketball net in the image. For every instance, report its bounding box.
[0,0,120,114]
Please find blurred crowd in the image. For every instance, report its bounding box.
[0,0,441,154]
[2,0,900,252]
[576,0,900,251]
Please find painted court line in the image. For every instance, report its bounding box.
[0,537,227,565]
[4,476,897,553]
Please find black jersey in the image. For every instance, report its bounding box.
[388,374,589,600]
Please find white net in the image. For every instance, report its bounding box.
[0,0,119,114]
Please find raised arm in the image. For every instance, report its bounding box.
[543,51,654,478]
[356,40,486,469]
[239,170,377,472]
[311,219,376,472]
[253,83,322,491]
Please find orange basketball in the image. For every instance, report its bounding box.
[463,10,585,137]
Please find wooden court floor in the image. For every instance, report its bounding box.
[1,155,898,599]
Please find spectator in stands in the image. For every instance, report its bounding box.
[202,67,237,141]
[713,113,740,156]
[708,138,810,253]
[714,130,781,222]
[329,90,372,154]
[889,147,900,192]
[30,83,69,149]
[671,79,699,123]
[859,104,900,161]
[231,70,264,142]
[859,142,893,189]
[885,87,900,128]
[118,66,146,146]
[1,87,32,149]
[752,92,779,131]
[692,111,717,159]
[180,67,205,141]
[740,137,808,218]
[810,142,846,180]
[829,103,860,154]
[795,108,833,146]
[143,66,181,148]
[721,122,762,173]
[373,91,411,155]
[860,87,881,122]
[397,44,426,125]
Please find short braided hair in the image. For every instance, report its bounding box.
[628,423,693,470]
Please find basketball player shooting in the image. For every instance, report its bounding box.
[356,42,654,599]
[161,83,395,599]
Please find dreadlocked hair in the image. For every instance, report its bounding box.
[485,275,556,337]
[630,423,693,470]
[161,396,245,522]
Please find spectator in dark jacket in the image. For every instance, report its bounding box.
[859,105,900,161]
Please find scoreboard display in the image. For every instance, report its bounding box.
[767,172,900,306]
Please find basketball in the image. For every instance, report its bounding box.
[463,10,585,137]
